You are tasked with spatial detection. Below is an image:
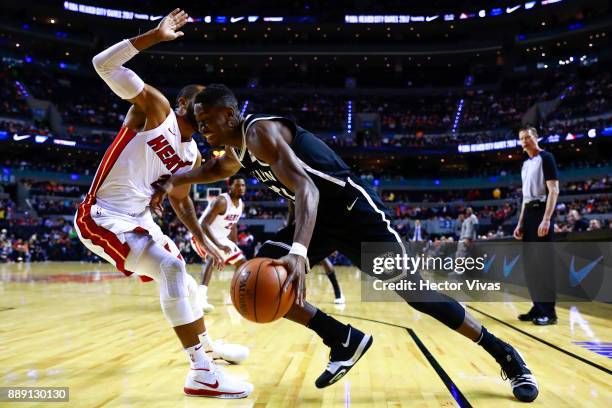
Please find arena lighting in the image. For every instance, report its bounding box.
[15,80,29,97]
[346,101,353,133]
[53,139,77,146]
[13,135,31,141]
[457,139,519,153]
[506,5,521,14]
[63,0,565,24]
[587,129,597,138]
[452,99,464,133]
[240,100,249,116]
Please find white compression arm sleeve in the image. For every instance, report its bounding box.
[92,39,145,100]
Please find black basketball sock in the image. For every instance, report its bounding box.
[326,271,342,298]
[307,309,349,347]
[476,326,508,361]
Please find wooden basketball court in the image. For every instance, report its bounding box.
[1,262,610,407]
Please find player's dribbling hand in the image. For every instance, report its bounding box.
[272,254,307,307]
[155,9,189,42]
[513,225,523,240]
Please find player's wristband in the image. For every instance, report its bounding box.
[289,242,308,259]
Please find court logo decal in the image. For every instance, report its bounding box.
[569,256,604,287]
[482,254,496,274]
[502,255,520,278]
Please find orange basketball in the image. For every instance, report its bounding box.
[230,258,296,323]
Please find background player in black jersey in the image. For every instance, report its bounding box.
[152,84,539,402]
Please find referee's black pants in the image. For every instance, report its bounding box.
[522,201,557,317]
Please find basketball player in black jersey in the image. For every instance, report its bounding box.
[151,85,539,402]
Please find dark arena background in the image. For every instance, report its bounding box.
[0,1,611,407]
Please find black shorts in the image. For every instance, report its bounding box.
[256,177,405,268]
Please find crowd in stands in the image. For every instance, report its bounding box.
[25,180,87,197]
[1,182,610,264]
[1,57,610,264]
[0,217,84,262]
[2,58,609,146]
[2,157,96,176]
[0,74,31,118]
[381,176,610,203]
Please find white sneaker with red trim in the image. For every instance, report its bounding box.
[206,340,249,364]
[199,285,215,313]
[184,364,253,399]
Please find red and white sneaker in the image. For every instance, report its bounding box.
[206,340,249,364]
[184,364,253,399]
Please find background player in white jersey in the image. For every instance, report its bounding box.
[192,174,247,312]
[73,9,252,399]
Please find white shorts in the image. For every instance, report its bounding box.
[191,235,244,265]
[74,196,182,282]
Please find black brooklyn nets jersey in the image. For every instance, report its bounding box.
[231,114,353,201]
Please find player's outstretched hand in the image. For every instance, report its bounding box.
[155,8,189,42]
[271,254,307,307]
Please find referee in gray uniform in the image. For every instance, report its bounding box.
[513,126,560,325]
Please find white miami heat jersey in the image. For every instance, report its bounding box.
[200,193,243,239]
[91,110,198,215]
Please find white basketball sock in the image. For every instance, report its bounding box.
[199,331,214,351]
[184,343,210,369]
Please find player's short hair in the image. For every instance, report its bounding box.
[519,125,539,137]
[175,84,204,105]
[194,84,239,110]
[229,174,246,185]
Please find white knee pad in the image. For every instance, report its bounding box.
[186,273,204,321]
[159,256,197,327]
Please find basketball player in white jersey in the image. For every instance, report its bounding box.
[191,174,247,312]
[73,9,252,398]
